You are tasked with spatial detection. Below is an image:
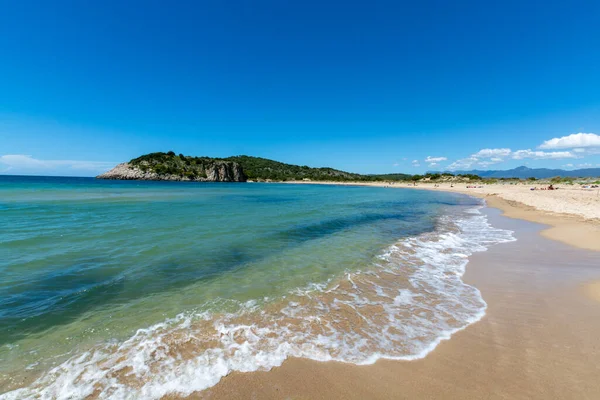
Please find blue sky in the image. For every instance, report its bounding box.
[1,0,599,176]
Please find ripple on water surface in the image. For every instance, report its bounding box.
[0,179,514,399]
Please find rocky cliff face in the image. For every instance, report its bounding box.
[97,162,246,182]
[205,162,246,181]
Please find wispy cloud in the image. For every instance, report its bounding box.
[539,132,600,149]
[447,157,478,171]
[511,149,576,160]
[446,143,583,171]
[0,155,115,176]
[424,156,447,163]
[447,148,511,171]
[472,148,512,158]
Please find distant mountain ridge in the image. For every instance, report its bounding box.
[445,166,600,179]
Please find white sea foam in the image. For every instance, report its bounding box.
[1,206,515,400]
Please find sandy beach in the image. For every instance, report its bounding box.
[284,181,600,252]
[5,1,600,398]
[415,183,600,252]
[179,184,600,400]
[4,180,599,399]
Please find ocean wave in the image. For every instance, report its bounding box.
[1,206,515,400]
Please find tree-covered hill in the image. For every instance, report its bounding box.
[119,152,411,182]
[223,155,368,181]
[99,151,488,183]
[366,173,412,181]
[98,152,490,183]
[129,151,235,179]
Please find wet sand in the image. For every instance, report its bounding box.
[427,188,600,252]
[283,180,600,252]
[183,208,600,400]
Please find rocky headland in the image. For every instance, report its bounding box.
[96,152,380,182]
[97,152,246,182]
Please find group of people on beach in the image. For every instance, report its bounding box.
[530,184,556,191]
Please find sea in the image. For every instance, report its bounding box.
[0,176,515,399]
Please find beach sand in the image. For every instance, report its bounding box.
[177,188,600,400]
[583,281,600,302]
[410,183,600,252]
[284,181,600,252]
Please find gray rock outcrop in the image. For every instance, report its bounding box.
[97,162,246,182]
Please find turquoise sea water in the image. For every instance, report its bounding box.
[0,177,514,399]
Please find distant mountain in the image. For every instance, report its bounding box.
[446,166,600,179]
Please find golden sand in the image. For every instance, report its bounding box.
[177,184,600,400]
[583,281,600,302]
[285,181,600,252]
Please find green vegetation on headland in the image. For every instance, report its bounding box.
[123,152,415,182]
[99,152,600,184]
[131,151,227,180]
[223,155,369,181]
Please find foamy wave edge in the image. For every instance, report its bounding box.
[2,205,516,400]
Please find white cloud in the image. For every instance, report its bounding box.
[578,163,593,168]
[472,148,512,158]
[446,148,512,171]
[447,145,581,170]
[562,164,574,168]
[539,132,600,149]
[411,160,420,167]
[424,156,447,163]
[512,149,576,160]
[446,157,478,171]
[392,163,399,167]
[428,137,598,172]
[0,155,115,176]
[429,162,438,166]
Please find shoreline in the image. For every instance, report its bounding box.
[3,181,599,399]
[0,185,512,398]
[188,182,600,399]
[282,180,600,252]
[191,207,600,400]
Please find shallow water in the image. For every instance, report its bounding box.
[0,177,514,399]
